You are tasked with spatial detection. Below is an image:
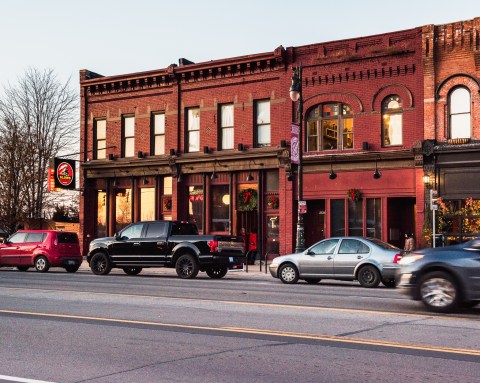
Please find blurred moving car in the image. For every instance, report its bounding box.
[269,237,402,288]
[397,238,480,312]
[0,230,82,273]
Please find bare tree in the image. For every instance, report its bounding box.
[0,68,78,233]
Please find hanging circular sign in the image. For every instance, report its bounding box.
[56,162,74,186]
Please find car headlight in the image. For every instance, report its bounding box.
[398,254,424,265]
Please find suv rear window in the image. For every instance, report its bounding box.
[57,233,79,243]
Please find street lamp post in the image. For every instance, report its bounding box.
[290,65,305,253]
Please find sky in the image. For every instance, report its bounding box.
[0,0,478,89]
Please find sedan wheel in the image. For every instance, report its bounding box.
[358,265,380,288]
[278,263,299,284]
[90,252,112,275]
[419,271,459,313]
[122,267,142,276]
[34,256,50,273]
[206,266,228,279]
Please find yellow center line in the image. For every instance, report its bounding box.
[1,286,477,322]
[1,309,480,357]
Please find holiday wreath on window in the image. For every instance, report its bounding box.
[238,188,258,211]
[267,196,279,209]
[163,198,172,211]
[347,188,362,202]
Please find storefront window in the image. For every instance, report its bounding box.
[97,191,106,238]
[115,188,131,233]
[348,200,363,236]
[366,198,382,239]
[189,185,204,232]
[266,215,279,254]
[265,170,279,191]
[331,199,345,236]
[211,185,230,232]
[140,188,155,221]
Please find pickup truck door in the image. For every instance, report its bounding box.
[109,223,145,265]
[141,222,169,264]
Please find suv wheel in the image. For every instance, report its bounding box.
[34,256,50,273]
[122,267,142,276]
[418,271,459,313]
[175,254,199,279]
[65,265,80,273]
[90,252,112,275]
[358,265,380,288]
[206,266,228,279]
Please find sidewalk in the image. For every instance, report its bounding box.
[79,259,273,280]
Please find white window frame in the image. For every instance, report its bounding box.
[123,115,135,158]
[255,100,270,147]
[220,104,234,150]
[449,87,471,139]
[95,119,106,159]
[152,113,165,155]
[187,108,200,152]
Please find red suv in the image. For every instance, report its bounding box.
[0,230,82,273]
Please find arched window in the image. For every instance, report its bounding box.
[306,103,353,152]
[449,87,471,139]
[382,95,403,147]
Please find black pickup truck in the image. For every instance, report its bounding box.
[87,221,246,279]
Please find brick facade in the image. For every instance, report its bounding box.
[79,17,479,256]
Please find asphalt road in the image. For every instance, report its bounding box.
[0,266,479,383]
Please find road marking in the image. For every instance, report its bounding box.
[0,374,55,383]
[0,286,477,322]
[1,309,480,357]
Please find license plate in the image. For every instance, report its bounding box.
[229,257,233,262]
[67,260,76,266]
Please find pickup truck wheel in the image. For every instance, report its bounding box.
[206,266,228,279]
[34,256,50,273]
[175,254,199,279]
[123,267,142,276]
[90,252,112,275]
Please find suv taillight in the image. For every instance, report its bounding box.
[393,253,402,263]
[208,240,219,253]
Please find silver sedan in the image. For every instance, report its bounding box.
[269,237,403,288]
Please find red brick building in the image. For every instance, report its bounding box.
[79,18,479,256]
[422,17,480,245]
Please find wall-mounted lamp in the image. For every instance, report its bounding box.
[329,157,337,180]
[169,148,176,156]
[113,177,118,187]
[108,153,115,161]
[203,146,210,154]
[137,151,144,159]
[211,171,218,180]
[373,159,382,179]
[177,172,184,183]
[237,143,244,151]
[246,173,254,181]
[423,174,432,189]
[280,140,287,148]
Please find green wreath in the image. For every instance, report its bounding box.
[238,188,257,211]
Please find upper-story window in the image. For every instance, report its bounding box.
[187,108,200,152]
[94,119,106,159]
[219,104,234,150]
[151,112,165,155]
[122,115,135,157]
[382,95,403,146]
[306,103,353,151]
[255,100,270,147]
[449,86,471,139]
